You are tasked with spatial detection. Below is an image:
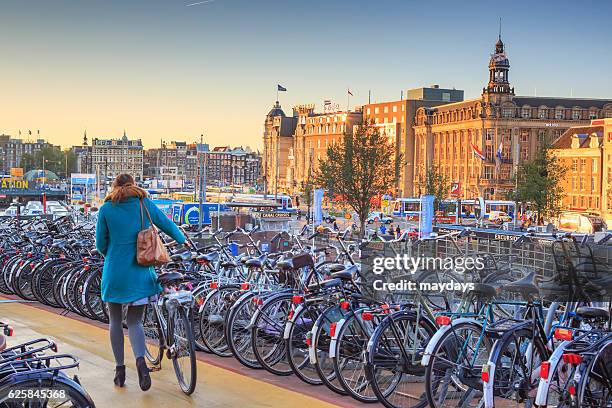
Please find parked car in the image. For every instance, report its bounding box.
[367,211,393,224]
[1,206,19,216]
[25,201,43,213]
[489,210,513,225]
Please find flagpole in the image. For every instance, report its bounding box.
[347,88,350,112]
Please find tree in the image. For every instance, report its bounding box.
[422,165,450,211]
[19,147,76,178]
[316,120,401,237]
[507,143,566,224]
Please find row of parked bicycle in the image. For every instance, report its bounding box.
[1,215,611,407]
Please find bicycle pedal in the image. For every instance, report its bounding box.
[149,365,162,372]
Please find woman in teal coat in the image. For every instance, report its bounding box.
[96,174,186,391]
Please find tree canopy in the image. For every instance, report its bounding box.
[507,143,566,223]
[315,120,400,237]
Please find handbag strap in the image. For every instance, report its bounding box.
[139,198,156,232]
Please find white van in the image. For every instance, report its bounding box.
[556,212,608,233]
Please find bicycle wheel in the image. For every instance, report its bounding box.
[333,312,377,403]
[143,303,163,366]
[366,310,436,408]
[83,269,107,323]
[488,327,548,407]
[199,285,239,357]
[170,306,197,395]
[313,305,348,395]
[226,291,261,369]
[0,375,95,407]
[578,340,612,408]
[286,303,325,385]
[425,321,492,408]
[251,293,293,376]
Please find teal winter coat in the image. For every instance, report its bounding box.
[95,196,186,304]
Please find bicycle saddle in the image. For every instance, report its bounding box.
[275,259,294,271]
[470,283,498,299]
[197,253,217,262]
[245,254,266,268]
[325,263,346,273]
[170,251,192,262]
[220,260,238,269]
[575,306,609,320]
[157,271,188,286]
[504,271,540,298]
[331,270,353,281]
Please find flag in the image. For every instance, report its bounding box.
[496,142,503,161]
[347,88,353,96]
[471,142,485,161]
[277,84,287,92]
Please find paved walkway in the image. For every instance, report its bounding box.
[1,299,346,408]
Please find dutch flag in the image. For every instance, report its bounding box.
[471,142,486,161]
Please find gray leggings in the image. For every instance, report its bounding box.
[107,303,146,366]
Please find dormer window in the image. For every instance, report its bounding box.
[555,108,565,120]
[539,108,548,119]
[502,108,514,118]
[521,107,531,119]
[572,110,581,120]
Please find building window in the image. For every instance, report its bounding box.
[539,108,548,119]
[520,130,530,143]
[442,92,451,102]
[374,107,379,114]
[580,158,586,172]
[502,108,514,118]
[572,110,581,120]
[392,106,398,113]
[485,129,494,141]
[592,159,597,173]
[572,159,578,171]
[521,108,531,118]
[589,111,597,120]
[591,176,596,192]
[555,109,565,120]
[520,145,529,160]
[579,176,584,190]
[483,167,493,179]
[571,177,576,189]
[384,106,388,113]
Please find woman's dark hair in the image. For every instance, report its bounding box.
[104,173,147,202]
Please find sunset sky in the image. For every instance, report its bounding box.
[1,0,610,150]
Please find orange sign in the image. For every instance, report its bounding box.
[10,168,23,177]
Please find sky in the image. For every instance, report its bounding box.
[1,0,611,150]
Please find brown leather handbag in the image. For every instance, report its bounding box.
[136,199,170,266]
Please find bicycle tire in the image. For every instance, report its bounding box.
[143,303,163,366]
[170,306,197,395]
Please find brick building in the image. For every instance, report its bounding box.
[412,36,612,199]
[551,119,612,223]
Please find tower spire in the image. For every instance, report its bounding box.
[498,17,502,41]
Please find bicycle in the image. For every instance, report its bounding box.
[142,271,197,395]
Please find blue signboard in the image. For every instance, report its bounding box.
[70,173,96,185]
[168,202,230,226]
[420,195,435,238]
[313,188,324,225]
